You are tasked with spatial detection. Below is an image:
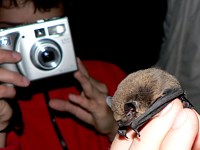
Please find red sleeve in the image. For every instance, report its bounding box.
[0,132,20,150]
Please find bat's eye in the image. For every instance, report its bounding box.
[124,101,137,114]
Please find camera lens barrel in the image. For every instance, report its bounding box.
[30,39,62,70]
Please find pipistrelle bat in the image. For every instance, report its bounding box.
[107,67,193,137]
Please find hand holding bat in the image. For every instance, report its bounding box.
[110,99,200,150]
[107,68,200,149]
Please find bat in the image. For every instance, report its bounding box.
[106,67,193,138]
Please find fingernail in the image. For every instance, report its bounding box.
[22,77,30,86]
[172,110,187,129]
[160,102,173,116]
[12,52,21,60]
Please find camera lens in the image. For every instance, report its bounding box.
[41,49,55,63]
[40,47,56,63]
[30,39,62,70]
[38,47,58,68]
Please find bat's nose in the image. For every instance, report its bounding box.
[117,120,124,127]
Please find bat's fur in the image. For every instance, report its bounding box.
[111,67,181,127]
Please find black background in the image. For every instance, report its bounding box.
[67,0,167,74]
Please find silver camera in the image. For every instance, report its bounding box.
[0,17,77,81]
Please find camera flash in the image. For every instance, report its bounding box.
[48,24,65,35]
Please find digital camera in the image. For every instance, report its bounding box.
[0,17,77,81]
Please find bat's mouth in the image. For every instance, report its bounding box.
[117,126,128,137]
[117,119,132,127]
[118,126,128,131]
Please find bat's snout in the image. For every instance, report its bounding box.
[117,119,131,127]
[117,120,124,127]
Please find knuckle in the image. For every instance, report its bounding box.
[0,85,16,98]
[0,100,12,122]
[0,50,12,63]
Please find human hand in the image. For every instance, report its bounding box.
[0,100,13,132]
[0,50,30,128]
[49,57,118,140]
[110,99,200,150]
[0,49,30,98]
[0,99,13,148]
[0,49,30,147]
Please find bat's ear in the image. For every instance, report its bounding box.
[106,96,112,108]
[124,101,137,113]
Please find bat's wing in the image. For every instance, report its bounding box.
[130,88,193,137]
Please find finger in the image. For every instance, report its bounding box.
[129,99,183,150]
[0,100,12,130]
[68,94,94,110]
[76,58,107,92]
[0,85,16,98]
[192,111,200,150]
[91,79,108,94]
[75,58,98,95]
[0,50,21,63]
[49,99,74,111]
[75,58,108,95]
[76,57,89,77]
[49,99,94,124]
[0,100,12,121]
[110,129,136,150]
[0,68,29,87]
[68,94,108,116]
[74,71,97,97]
[161,109,198,150]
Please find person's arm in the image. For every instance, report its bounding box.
[110,99,200,150]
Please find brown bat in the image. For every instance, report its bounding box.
[107,67,193,137]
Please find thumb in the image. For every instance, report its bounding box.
[0,100,12,130]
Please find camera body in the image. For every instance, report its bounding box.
[0,17,77,81]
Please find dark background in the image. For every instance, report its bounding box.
[67,0,167,74]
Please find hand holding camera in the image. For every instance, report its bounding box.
[0,17,77,82]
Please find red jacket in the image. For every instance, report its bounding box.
[4,60,126,150]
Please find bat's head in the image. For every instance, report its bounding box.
[107,67,182,128]
[110,86,156,127]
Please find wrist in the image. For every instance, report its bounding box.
[0,132,6,148]
[107,122,118,142]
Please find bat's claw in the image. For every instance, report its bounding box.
[118,129,128,138]
[179,95,194,109]
[118,128,141,138]
[134,129,141,137]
